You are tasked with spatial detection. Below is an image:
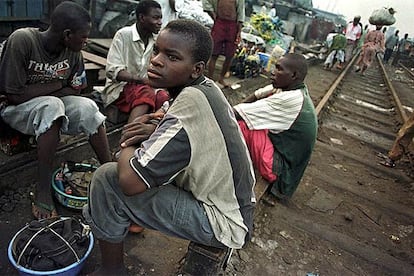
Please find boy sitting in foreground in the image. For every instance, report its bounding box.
[83,19,255,275]
[233,53,318,202]
[0,1,111,219]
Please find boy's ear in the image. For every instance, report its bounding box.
[291,70,297,80]
[137,13,144,23]
[63,29,71,40]
[191,61,205,79]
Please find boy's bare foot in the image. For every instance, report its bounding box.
[30,191,58,220]
[32,203,58,220]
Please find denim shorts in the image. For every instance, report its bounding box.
[1,95,105,139]
[82,162,225,248]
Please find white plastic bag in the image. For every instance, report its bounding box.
[368,7,396,26]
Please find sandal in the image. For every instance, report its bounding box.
[379,158,396,168]
[376,152,388,159]
[377,152,396,168]
[30,192,58,220]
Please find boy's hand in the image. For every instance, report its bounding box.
[119,112,165,148]
[120,122,157,148]
[133,112,164,124]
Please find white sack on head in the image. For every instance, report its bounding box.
[368,7,396,26]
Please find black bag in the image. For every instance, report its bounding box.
[11,216,91,271]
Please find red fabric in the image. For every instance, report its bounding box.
[238,120,277,183]
[211,18,238,58]
[155,89,170,111]
[116,83,156,113]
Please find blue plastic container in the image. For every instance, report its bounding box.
[7,218,94,276]
[258,52,270,68]
[51,163,96,210]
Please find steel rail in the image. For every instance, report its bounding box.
[315,53,359,116]
[315,52,408,124]
[397,61,414,79]
[378,55,408,123]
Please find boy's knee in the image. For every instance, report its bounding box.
[90,162,118,192]
[38,96,66,115]
[76,98,100,116]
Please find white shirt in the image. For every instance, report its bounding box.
[102,23,156,107]
[235,86,304,134]
[269,7,276,18]
[326,32,336,48]
[345,22,362,41]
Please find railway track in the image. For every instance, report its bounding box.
[399,61,414,80]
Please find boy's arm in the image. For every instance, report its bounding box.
[242,93,258,103]
[242,84,276,103]
[119,112,164,148]
[116,70,149,85]
[118,146,147,196]
[233,92,257,121]
[235,0,244,45]
[7,80,78,105]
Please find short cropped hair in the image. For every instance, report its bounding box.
[136,0,161,18]
[284,53,308,81]
[164,19,213,64]
[50,1,91,32]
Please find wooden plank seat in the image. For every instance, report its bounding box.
[81,50,107,94]
[86,38,113,56]
[81,50,107,67]
[81,48,128,125]
[84,62,102,71]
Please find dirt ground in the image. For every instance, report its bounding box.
[1,57,413,275]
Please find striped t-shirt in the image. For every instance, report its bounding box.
[131,76,256,249]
